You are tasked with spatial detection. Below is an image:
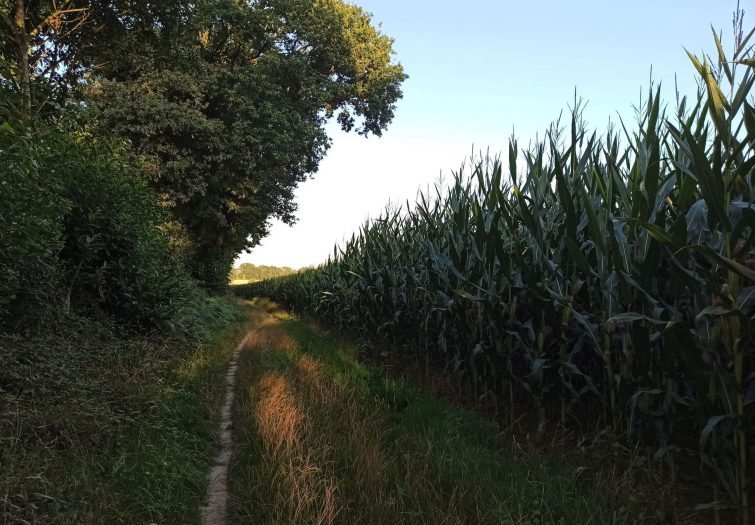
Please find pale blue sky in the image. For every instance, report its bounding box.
[238,0,741,269]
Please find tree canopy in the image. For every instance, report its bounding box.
[93,0,406,287]
[2,0,406,288]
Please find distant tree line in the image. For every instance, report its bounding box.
[230,263,297,283]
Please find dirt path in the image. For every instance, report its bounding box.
[201,302,634,524]
[200,306,272,525]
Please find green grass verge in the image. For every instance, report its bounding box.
[230,302,638,524]
[0,297,246,524]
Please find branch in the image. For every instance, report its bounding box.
[29,1,88,38]
[56,10,89,39]
[250,40,271,62]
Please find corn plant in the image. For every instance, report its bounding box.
[236,26,755,523]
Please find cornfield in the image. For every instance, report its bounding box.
[236,27,755,523]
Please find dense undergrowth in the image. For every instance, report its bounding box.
[0,297,244,523]
[1,82,249,524]
[237,29,755,523]
[0,105,214,333]
[0,107,245,519]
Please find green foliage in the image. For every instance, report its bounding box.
[85,0,406,288]
[0,0,90,108]
[229,262,297,282]
[238,29,755,523]
[2,0,406,294]
[0,297,244,523]
[0,115,69,328]
[0,107,222,331]
[56,126,167,326]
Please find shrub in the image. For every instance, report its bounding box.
[0,115,69,329]
[0,107,217,332]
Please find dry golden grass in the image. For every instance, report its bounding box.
[232,324,474,523]
[242,326,295,354]
[255,372,302,453]
[232,317,343,524]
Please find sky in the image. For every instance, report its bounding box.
[237,0,741,269]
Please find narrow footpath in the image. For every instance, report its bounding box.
[201,306,274,525]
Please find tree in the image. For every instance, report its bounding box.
[230,263,295,282]
[87,0,407,288]
[0,0,89,113]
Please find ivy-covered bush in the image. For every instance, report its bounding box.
[0,108,209,332]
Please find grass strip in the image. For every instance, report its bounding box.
[230,300,637,524]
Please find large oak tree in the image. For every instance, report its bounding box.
[87,0,407,287]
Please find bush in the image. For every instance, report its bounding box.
[0,108,216,332]
[57,122,179,329]
[0,117,69,329]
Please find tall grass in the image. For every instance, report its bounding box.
[0,298,244,523]
[237,25,755,523]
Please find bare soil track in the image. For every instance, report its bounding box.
[200,306,274,525]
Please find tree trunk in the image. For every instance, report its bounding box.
[14,0,31,113]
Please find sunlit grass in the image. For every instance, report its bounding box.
[230,305,635,524]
